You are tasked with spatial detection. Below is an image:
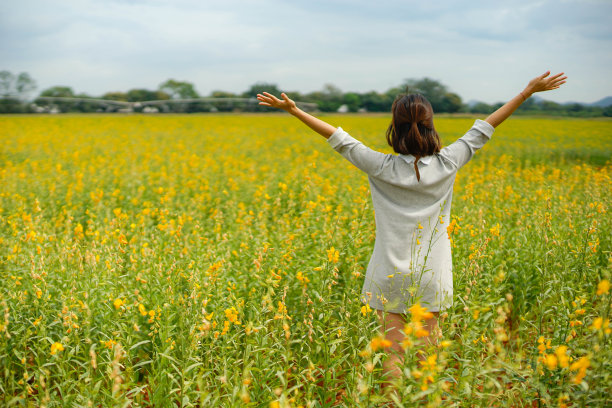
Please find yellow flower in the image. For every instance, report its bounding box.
[418,353,438,371]
[361,304,372,316]
[113,298,124,309]
[569,355,590,384]
[596,279,610,295]
[118,233,128,245]
[296,271,310,284]
[326,247,339,263]
[50,342,64,355]
[590,317,602,330]
[370,335,392,351]
[545,353,558,370]
[408,303,433,322]
[100,339,117,349]
[489,223,500,237]
[416,327,430,338]
[555,345,569,368]
[74,223,84,238]
[590,317,610,333]
[138,303,147,316]
[224,307,239,323]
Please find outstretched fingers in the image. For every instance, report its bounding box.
[263,92,282,104]
[257,93,276,106]
[547,73,567,90]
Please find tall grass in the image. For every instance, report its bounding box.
[0,115,610,407]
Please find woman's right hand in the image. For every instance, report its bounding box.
[256,92,298,114]
[523,71,567,96]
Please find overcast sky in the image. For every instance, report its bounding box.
[1,0,611,104]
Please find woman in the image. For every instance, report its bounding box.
[257,71,566,394]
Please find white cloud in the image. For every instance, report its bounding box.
[1,0,610,103]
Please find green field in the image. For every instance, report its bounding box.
[1,115,611,407]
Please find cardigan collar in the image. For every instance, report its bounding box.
[398,154,433,166]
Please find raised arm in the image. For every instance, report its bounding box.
[256,92,337,139]
[484,71,567,128]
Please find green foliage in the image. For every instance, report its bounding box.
[0,98,26,113]
[242,82,281,98]
[1,71,610,116]
[126,89,169,102]
[102,92,129,102]
[0,70,37,100]
[40,86,75,98]
[402,78,463,113]
[159,79,199,100]
[0,116,610,406]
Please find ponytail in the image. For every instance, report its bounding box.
[386,94,441,156]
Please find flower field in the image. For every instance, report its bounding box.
[1,114,610,407]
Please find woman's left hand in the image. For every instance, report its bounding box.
[257,92,298,114]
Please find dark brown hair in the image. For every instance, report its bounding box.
[386,94,441,156]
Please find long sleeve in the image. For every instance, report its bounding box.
[439,119,495,169]
[327,127,389,176]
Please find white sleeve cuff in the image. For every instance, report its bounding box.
[327,127,347,149]
[473,119,495,138]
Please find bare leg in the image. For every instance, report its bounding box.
[375,309,444,397]
[375,310,407,394]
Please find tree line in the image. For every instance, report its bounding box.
[1,70,610,117]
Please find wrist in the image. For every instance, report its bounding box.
[521,88,533,99]
[287,106,300,116]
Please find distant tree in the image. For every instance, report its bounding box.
[516,97,538,112]
[102,92,129,101]
[40,86,75,98]
[342,92,362,112]
[16,73,37,99]
[210,90,238,98]
[0,98,25,113]
[206,90,238,111]
[243,82,281,98]
[469,102,494,114]
[439,92,462,113]
[37,86,76,112]
[400,78,463,113]
[566,103,584,113]
[0,71,13,98]
[0,70,37,100]
[126,89,169,102]
[539,100,562,115]
[74,93,99,113]
[159,79,199,99]
[0,71,33,112]
[313,83,343,112]
[361,91,392,112]
[323,84,342,98]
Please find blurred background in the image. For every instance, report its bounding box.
[1,0,611,114]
